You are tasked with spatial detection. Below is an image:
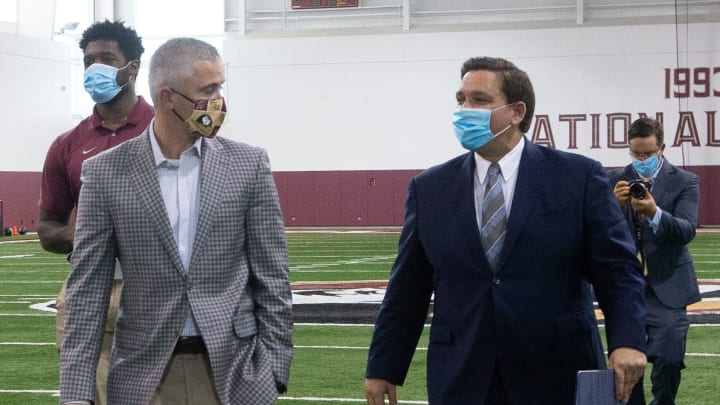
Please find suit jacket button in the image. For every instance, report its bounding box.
[492,277,500,285]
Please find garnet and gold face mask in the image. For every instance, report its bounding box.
[171,88,227,138]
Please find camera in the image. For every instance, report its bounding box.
[628,179,652,199]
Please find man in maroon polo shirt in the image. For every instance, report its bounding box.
[38,20,153,405]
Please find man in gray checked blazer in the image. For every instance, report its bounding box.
[60,38,293,405]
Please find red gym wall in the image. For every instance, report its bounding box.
[273,170,419,227]
[0,172,41,232]
[1,167,718,232]
[0,170,420,232]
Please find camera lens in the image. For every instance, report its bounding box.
[629,182,647,199]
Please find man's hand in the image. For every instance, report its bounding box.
[613,181,630,209]
[608,347,647,403]
[629,189,657,218]
[365,378,397,405]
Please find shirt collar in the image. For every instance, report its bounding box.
[90,96,152,130]
[474,136,525,184]
[149,120,203,167]
[652,156,664,180]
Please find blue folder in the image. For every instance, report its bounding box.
[575,370,624,405]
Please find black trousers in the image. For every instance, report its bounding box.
[485,359,510,405]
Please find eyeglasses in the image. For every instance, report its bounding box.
[629,150,659,160]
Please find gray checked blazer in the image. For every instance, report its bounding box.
[60,128,293,405]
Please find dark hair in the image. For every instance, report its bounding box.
[461,57,535,133]
[628,117,664,146]
[79,20,144,61]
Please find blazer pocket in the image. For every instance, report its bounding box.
[233,313,258,339]
[429,324,453,345]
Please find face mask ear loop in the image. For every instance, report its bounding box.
[172,109,188,124]
[494,124,512,138]
[169,88,194,124]
[490,102,514,140]
[125,62,140,87]
[170,88,196,104]
[492,101,517,139]
[113,61,136,89]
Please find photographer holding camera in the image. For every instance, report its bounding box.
[609,117,701,405]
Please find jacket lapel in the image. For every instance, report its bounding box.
[189,138,226,269]
[649,158,674,206]
[496,139,545,272]
[126,129,186,277]
[455,153,485,258]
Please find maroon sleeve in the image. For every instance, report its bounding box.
[39,136,75,215]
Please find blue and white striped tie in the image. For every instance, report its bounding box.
[481,163,507,271]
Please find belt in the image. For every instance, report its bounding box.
[173,336,207,355]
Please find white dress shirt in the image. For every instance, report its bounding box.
[473,137,525,232]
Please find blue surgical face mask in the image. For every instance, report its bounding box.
[632,153,660,178]
[83,62,132,104]
[453,105,512,151]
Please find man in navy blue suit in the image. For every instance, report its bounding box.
[609,117,701,405]
[365,57,648,405]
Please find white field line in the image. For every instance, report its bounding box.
[0,313,54,317]
[1,342,716,358]
[0,392,426,403]
[0,255,34,259]
[0,301,31,304]
[0,390,59,395]
[293,345,720,357]
[294,345,420,351]
[279,398,427,404]
[0,270,68,273]
[291,255,396,270]
[290,266,390,274]
[286,230,400,234]
[295,323,720,328]
[0,281,63,283]
[295,323,376,327]
[0,262,67,265]
[0,342,54,346]
[291,254,393,258]
[0,239,39,244]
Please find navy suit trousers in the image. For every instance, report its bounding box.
[629,287,689,405]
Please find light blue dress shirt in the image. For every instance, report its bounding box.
[639,157,665,233]
[149,124,203,337]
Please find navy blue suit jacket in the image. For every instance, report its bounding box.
[608,159,701,308]
[366,140,647,405]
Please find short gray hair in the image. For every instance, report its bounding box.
[148,38,221,104]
